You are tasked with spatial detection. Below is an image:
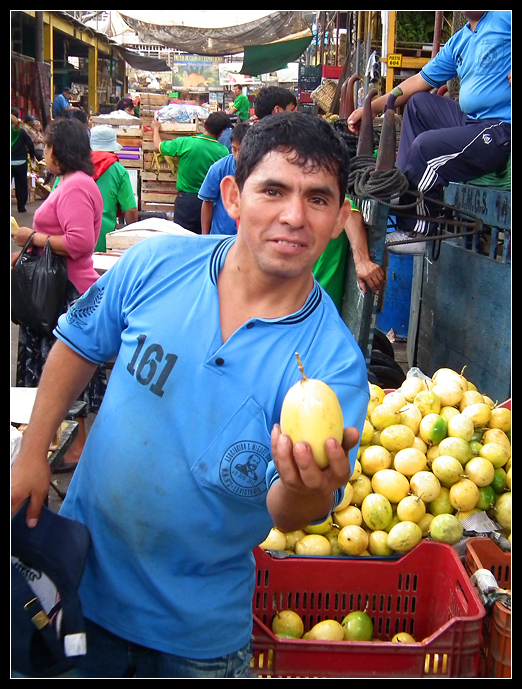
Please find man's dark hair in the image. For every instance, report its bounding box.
[43,117,94,177]
[230,122,250,144]
[235,112,350,206]
[204,112,229,139]
[254,86,297,120]
[71,109,88,125]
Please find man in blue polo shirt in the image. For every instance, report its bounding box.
[199,122,250,235]
[52,86,80,119]
[11,112,369,678]
[348,10,511,253]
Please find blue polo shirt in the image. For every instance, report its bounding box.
[198,154,238,235]
[55,234,369,659]
[420,10,511,122]
[52,93,70,118]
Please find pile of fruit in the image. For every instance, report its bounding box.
[269,607,413,643]
[259,366,511,558]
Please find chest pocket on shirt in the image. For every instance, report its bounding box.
[476,40,506,75]
[190,396,272,506]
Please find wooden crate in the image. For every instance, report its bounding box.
[138,92,170,127]
[90,118,144,171]
[140,170,177,211]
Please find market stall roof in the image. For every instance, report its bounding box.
[118,10,313,61]
[116,46,171,72]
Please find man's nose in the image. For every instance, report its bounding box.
[279,195,306,227]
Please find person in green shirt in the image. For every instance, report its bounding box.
[152,113,229,234]
[89,126,139,252]
[313,199,385,312]
[228,84,250,122]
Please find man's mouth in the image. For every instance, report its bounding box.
[275,239,305,249]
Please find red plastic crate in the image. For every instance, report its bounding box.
[251,541,485,678]
[465,538,511,678]
[322,65,343,79]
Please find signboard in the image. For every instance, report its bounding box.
[388,54,403,68]
[172,55,223,90]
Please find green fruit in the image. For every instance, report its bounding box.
[477,485,497,511]
[469,440,483,457]
[342,610,373,641]
[419,413,447,445]
[429,513,463,545]
[491,467,508,494]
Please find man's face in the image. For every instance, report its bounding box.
[273,102,297,114]
[461,11,486,21]
[231,140,242,160]
[233,85,242,95]
[224,150,350,281]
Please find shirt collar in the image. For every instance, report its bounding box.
[209,237,322,324]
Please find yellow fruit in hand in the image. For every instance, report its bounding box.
[280,353,344,469]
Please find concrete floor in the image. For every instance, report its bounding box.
[11,196,409,512]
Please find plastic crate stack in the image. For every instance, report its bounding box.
[465,538,511,678]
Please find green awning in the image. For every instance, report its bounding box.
[240,35,312,76]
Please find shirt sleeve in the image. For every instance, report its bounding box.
[420,34,459,87]
[198,161,222,202]
[55,183,100,259]
[159,138,182,158]
[54,237,155,364]
[116,165,137,212]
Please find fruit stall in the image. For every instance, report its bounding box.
[254,371,511,678]
[250,82,511,678]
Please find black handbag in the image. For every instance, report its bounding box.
[11,232,69,334]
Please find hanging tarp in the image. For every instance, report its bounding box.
[116,46,171,72]
[118,10,313,57]
[240,35,313,76]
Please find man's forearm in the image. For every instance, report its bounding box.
[201,200,213,234]
[372,72,432,116]
[266,479,334,533]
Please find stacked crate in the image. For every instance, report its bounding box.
[92,94,202,216]
[90,114,144,171]
[140,91,199,215]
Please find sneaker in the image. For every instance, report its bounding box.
[385,229,426,255]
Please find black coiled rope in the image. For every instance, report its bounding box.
[331,118,412,204]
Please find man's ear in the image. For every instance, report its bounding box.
[331,198,351,239]
[220,175,241,220]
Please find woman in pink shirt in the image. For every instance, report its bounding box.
[11,117,106,468]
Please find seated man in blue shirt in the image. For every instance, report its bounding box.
[199,122,250,235]
[52,86,80,119]
[348,11,511,254]
[11,112,369,679]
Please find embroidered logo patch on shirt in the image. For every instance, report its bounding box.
[66,284,105,329]
[219,440,270,498]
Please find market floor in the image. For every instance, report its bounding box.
[11,197,409,513]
